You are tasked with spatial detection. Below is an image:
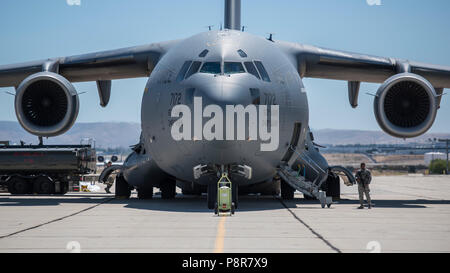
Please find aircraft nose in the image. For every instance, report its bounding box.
[183,78,263,159]
[190,79,252,106]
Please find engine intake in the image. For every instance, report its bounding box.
[15,72,79,137]
[374,73,438,138]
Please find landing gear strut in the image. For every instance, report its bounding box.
[207,182,217,209]
[232,183,238,209]
[137,186,153,199]
[194,164,250,209]
[161,177,176,199]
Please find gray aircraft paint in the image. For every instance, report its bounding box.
[140,30,308,186]
[0,0,449,194]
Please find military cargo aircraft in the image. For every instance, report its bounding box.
[1,0,449,208]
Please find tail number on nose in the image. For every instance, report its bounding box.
[168,92,183,127]
[170,92,182,106]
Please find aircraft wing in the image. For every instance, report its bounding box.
[278,41,450,89]
[0,40,180,88]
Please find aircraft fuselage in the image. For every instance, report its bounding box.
[138,30,309,186]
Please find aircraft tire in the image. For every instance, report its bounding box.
[181,186,193,195]
[161,178,176,199]
[207,183,217,209]
[280,180,295,200]
[232,185,238,209]
[115,173,131,199]
[137,187,153,199]
[326,173,340,200]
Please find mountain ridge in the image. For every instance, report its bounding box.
[0,121,449,148]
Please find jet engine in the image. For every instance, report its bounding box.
[374,73,438,138]
[15,72,79,137]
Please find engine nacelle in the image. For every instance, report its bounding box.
[374,73,438,138]
[15,72,79,137]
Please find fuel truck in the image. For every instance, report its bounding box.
[0,141,96,194]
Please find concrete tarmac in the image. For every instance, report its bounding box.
[0,175,449,253]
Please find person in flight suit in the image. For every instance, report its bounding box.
[104,161,115,194]
[355,163,372,209]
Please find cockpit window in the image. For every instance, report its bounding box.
[199,49,209,58]
[176,61,192,82]
[237,49,247,58]
[179,60,269,81]
[254,61,271,82]
[244,62,260,79]
[200,62,221,74]
[185,61,202,79]
[224,62,245,74]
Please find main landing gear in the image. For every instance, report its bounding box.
[136,177,177,200]
[199,164,249,210]
[207,171,239,212]
[115,173,131,199]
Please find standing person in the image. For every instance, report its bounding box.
[104,161,115,194]
[355,163,372,209]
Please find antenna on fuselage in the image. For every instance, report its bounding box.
[224,0,241,31]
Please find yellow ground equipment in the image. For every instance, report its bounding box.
[80,184,90,192]
[214,173,235,216]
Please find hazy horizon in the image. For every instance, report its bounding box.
[1,121,449,149]
[1,120,450,134]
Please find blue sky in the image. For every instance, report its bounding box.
[0,0,449,132]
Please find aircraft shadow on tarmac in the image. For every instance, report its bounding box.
[121,195,284,213]
[1,194,450,211]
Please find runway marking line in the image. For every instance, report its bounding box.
[278,198,342,253]
[0,197,114,240]
[213,216,226,253]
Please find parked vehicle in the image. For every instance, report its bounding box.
[0,142,96,194]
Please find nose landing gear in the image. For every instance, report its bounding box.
[196,164,250,210]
